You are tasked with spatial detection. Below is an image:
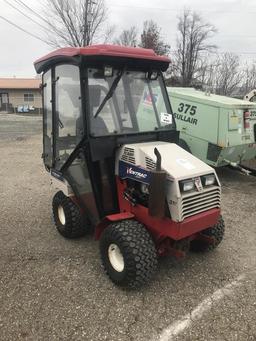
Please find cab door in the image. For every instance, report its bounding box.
[52,64,100,223]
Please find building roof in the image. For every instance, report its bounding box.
[34,44,170,73]
[0,78,41,90]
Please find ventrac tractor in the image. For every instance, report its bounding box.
[34,45,224,288]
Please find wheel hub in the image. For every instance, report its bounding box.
[108,244,124,272]
[58,205,66,225]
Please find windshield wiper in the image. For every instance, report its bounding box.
[58,118,64,129]
[94,69,124,118]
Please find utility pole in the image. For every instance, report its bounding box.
[83,0,96,46]
[83,0,89,46]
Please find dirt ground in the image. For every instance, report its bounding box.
[0,114,255,341]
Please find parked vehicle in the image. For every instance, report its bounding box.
[17,105,35,113]
[34,45,224,288]
[168,87,256,168]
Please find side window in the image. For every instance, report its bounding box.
[136,80,158,132]
[55,65,82,138]
[43,70,52,168]
[55,65,83,169]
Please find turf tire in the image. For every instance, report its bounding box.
[190,215,225,252]
[52,191,89,239]
[100,220,158,288]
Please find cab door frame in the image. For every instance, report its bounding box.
[42,68,53,169]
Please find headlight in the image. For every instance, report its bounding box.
[180,180,194,192]
[203,174,215,186]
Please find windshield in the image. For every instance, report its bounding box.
[88,68,175,136]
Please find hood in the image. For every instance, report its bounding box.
[129,141,214,180]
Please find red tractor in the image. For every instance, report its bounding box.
[34,45,224,288]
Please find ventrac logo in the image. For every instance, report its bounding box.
[127,167,148,179]
[119,161,150,184]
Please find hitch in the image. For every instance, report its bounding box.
[224,159,251,176]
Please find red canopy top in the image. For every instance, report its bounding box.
[34,44,170,73]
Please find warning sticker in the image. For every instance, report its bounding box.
[160,112,173,124]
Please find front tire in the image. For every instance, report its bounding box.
[190,216,225,252]
[100,220,158,288]
[52,191,89,239]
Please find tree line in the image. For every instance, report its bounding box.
[41,0,256,98]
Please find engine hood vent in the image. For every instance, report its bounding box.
[121,147,136,165]
[145,157,156,171]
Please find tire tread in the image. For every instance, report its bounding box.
[190,216,225,252]
[100,220,157,288]
[52,191,88,239]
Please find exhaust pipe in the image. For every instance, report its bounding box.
[148,148,166,218]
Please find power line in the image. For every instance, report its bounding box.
[109,4,178,12]
[2,1,256,56]
[12,0,51,26]
[3,0,49,31]
[169,49,256,56]
[11,0,66,38]
[0,14,48,44]
[108,4,256,14]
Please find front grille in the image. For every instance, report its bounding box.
[121,147,135,164]
[181,186,220,219]
[145,157,156,170]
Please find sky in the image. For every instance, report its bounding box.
[0,0,256,77]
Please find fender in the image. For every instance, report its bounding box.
[95,212,134,240]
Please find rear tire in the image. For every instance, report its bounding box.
[52,191,89,239]
[100,220,158,288]
[190,216,225,252]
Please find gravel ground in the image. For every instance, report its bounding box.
[0,114,255,341]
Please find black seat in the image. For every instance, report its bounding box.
[91,116,109,136]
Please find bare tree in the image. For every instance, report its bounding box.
[140,20,170,55]
[241,62,256,94]
[175,9,217,86]
[212,53,242,96]
[103,25,116,43]
[195,57,221,90]
[114,26,138,46]
[41,0,107,47]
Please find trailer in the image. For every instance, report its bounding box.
[167,87,256,168]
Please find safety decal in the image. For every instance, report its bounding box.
[160,112,173,124]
